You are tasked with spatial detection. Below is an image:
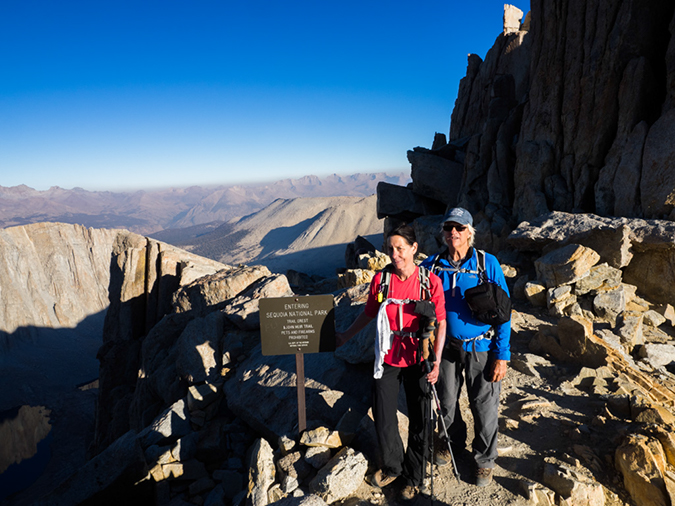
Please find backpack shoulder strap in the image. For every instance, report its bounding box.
[378,264,432,301]
[378,264,393,302]
[476,249,485,273]
[476,249,490,282]
[432,250,481,277]
[418,265,432,300]
[429,253,440,275]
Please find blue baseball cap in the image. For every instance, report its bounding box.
[443,207,473,226]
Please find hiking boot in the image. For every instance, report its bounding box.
[368,469,397,488]
[434,445,453,467]
[433,432,452,467]
[400,485,419,501]
[475,467,493,487]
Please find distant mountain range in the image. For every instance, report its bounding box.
[159,195,383,277]
[0,172,409,235]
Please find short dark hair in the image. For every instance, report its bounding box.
[387,223,417,246]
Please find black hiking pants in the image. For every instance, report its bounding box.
[373,362,428,486]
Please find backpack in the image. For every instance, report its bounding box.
[377,264,432,303]
[431,249,511,326]
[376,264,437,361]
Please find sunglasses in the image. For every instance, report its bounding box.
[443,223,467,232]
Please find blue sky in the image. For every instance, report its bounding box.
[1,0,530,191]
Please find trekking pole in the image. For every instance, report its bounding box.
[421,375,432,500]
[415,301,459,482]
[427,379,435,502]
[423,362,460,481]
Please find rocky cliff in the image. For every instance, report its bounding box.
[0,223,120,412]
[0,222,117,337]
[91,231,228,452]
[383,0,675,247]
[0,223,227,412]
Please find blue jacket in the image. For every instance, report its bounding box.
[421,248,511,361]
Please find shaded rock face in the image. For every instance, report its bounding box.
[94,233,227,452]
[513,0,675,222]
[0,223,129,411]
[0,405,51,474]
[383,1,675,252]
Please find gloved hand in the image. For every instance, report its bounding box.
[413,300,436,320]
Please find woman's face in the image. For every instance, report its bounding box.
[387,234,417,273]
[443,221,471,253]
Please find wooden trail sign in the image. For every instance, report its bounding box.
[259,295,335,432]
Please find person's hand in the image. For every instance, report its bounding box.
[426,361,440,385]
[489,359,507,382]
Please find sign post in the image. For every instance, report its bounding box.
[259,294,335,434]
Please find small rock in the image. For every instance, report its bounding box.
[525,281,547,307]
[300,426,342,449]
[308,447,368,503]
[279,435,297,456]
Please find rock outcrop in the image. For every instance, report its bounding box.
[93,232,227,451]
[379,0,675,254]
[507,211,675,305]
[0,222,118,336]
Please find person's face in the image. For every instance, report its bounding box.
[387,234,417,272]
[443,221,471,252]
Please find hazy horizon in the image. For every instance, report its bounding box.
[0,170,410,194]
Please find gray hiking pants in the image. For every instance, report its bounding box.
[437,344,500,469]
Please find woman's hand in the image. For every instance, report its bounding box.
[425,360,441,385]
[335,312,374,349]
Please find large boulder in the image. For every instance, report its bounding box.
[615,433,675,506]
[223,273,294,330]
[376,181,444,222]
[623,248,675,305]
[308,448,368,504]
[223,346,371,442]
[534,244,600,288]
[172,265,270,315]
[407,149,464,207]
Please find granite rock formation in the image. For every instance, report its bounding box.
[381,0,675,250]
[0,222,118,336]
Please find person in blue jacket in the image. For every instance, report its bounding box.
[420,207,510,487]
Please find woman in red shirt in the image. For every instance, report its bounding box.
[336,224,446,501]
